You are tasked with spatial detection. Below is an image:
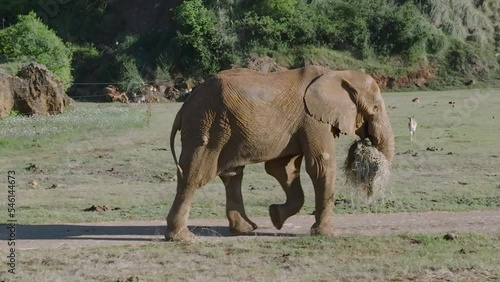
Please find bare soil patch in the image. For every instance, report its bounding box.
[3,210,498,250]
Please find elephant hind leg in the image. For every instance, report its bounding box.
[165,180,197,241]
[265,155,304,230]
[165,147,219,241]
[220,166,258,234]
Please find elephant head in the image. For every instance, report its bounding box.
[304,70,395,162]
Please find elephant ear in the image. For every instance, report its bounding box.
[304,72,358,136]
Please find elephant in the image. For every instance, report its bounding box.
[166,65,395,241]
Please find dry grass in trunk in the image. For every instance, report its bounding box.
[344,140,391,201]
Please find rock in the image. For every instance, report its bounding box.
[46,184,58,189]
[414,77,427,88]
[443,233,458,241]
[464,79,476,86]
[105,85,129,104]
[83,205,110,212]
[27,180,38,189]
[1,63,73,117]
[0,75,15,118]
[165,85,192,102]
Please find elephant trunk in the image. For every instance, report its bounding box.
[369,115,395,163]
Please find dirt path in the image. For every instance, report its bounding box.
[2,210,498,250]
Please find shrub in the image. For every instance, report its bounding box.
[426,30,448,54]
[313,1,371,58]
[445,39,493,77]
[251,0,300,19]
[173,0,220,75]
[118,55,144,94]
[0,12,73,88]
[154,54,173,86]
[365,2,429,57]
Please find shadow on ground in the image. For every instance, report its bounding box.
[0,224,299,242]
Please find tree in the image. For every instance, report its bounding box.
[0,12,73,88]
[173,0,219,74]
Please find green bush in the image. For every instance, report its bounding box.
[444,39,495,77]
[173,0,220,75]
[364,2,429,57]
[118,55,144,94]
[426,30,448,54]
[0,12,73,88]
[313,1,371,58]
[4,0,499,89]
[251,0,299,19]
[154,54,173,86]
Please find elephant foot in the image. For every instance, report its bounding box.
[165,227,195,241]
[229,219,258,234]
[310,223,335,237]
[269,204,286,230]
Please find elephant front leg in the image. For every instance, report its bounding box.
[264,155,304,229]
[220,167,258,234]
[304,148,336,237]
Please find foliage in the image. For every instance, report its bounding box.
[364,2,429,57]
[173,0,224,75]
[1,0,499,90]
[154,54,173,86]
[0,0,38,25]
[313,1,371,58]
[0,12,73,88]
[0,61,22,76]
[8,109,20,117]
[251,0,300,19]
[118,55,144,94]
[416,0,497,47]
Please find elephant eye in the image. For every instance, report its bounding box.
[373,105,378,112]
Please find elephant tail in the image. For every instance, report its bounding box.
[170,111,184,179]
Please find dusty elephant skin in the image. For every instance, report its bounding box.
[166,65,395,241]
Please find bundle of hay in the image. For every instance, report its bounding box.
[344,140,391,199]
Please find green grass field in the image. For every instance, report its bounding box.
[0,89,499,281]
[0,89,498,224]
[7,233,499,281]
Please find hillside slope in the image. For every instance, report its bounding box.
[0,0,498,98]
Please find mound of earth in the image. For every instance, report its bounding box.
[0,62,73,118]
[371,67,434,89]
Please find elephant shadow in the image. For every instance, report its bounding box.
[0,224,300,242]
[188,225,300,238]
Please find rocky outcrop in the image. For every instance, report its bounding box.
[0,76,15,118]
[371,67,435,89]
[0,63,73,118]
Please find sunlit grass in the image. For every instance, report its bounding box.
[0,103,145,153]
[11,233,499,281]
[0,89,498,224]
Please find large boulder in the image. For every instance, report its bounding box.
[0,74,15,118]
[0,63,73,118]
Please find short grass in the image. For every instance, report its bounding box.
[0,89,499,225]
[2,233,498,281]
[0,90,499,281]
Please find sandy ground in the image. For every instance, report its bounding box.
[1,210,498,250]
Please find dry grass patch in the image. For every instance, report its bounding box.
[344,140,391,200]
